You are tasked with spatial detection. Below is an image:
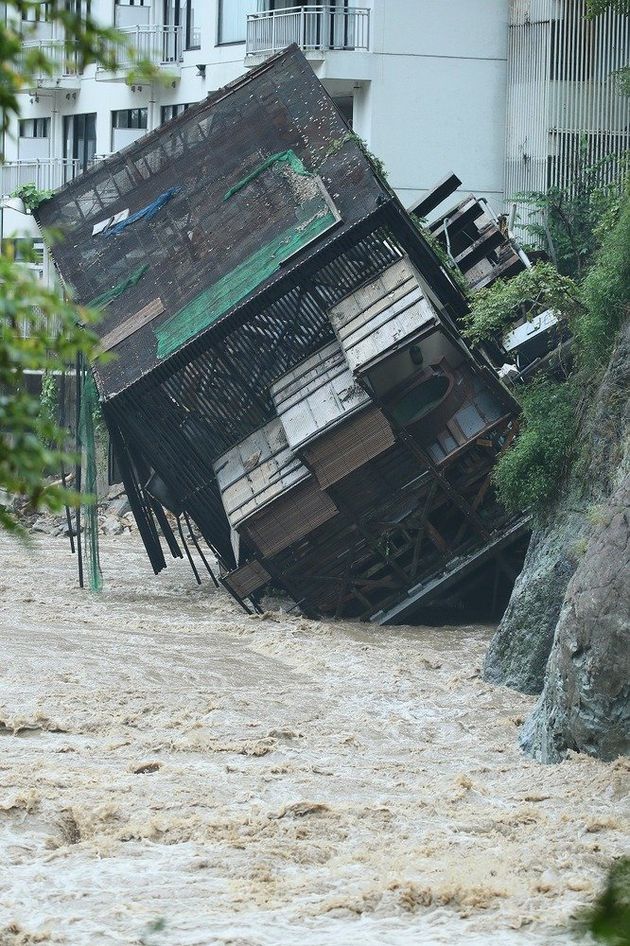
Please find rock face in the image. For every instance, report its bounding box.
[484,509,585,693]
[485,320,630,697]
[485,319,630,761]
[520,478,630,761]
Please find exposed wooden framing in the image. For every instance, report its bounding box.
[409,480,439,578]
[376,411,491,541]
[452,419,518,546]
[373,517,531,625]
[39,47,529,622]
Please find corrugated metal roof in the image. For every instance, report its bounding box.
[213,417,309,529]
[329,256,438,375]
[270,341,369,451]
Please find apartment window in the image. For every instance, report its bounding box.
[185,0,200,49]
[112,108,148,130]
[63,112,96,171]
[218,0,257,45]
[64,0,91,21]
[115,1,149,5]
[19,118,51,138]
[161,103,192,123]
[21,2,51,22]
[164,0,200,50]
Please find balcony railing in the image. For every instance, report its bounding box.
[21,39,80,82]
[0,159,81,196]
[246,5,370,57]
[97,24,184,73]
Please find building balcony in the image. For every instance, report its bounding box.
[0,159,80,197]
[20,40,81,90]
[96,25,184,80]
[245,5,370,61]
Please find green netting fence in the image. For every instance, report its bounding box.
[79,371,103,592]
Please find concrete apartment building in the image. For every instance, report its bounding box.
[1,0,629,258]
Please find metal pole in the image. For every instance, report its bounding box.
[74,354,84,588]
[59,370,75,555]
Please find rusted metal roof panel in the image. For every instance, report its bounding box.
[329,256,438,375]
[270,340,369,451]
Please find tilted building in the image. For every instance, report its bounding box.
[37,47,529,623]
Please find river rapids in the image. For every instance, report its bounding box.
[0,531,627,945]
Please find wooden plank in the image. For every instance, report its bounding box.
[372,517,532,625]
[304,407,395,489]
[454,226,505,273]
[407,173,462,221]
[223,559,271,598]
[100,297,165,352]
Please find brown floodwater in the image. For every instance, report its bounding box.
[0,531,627,945]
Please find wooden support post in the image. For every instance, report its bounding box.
[452,421,518,547]
[329,492,410,587]
[385,422,491,541]
[409,480,439,578]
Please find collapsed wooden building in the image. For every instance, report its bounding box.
[37,46,529,624]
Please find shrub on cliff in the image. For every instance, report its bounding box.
[466,183,630,517]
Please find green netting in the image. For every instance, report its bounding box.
[223,150,311,201]
[88,263,149,310]
[80,372,103,592]
[155,209,336,359]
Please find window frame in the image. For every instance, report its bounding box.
[112,107,149,130]
[19,117,51,138]
[217,0,258,47]
[160,102,192,124]
[62,112,97,172]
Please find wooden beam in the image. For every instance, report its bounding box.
[407,173,462,221]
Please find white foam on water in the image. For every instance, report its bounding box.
[0,532,627,946]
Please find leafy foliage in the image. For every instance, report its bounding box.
[492,183,630,516]
[463,262,581,346]
[0,1,173,531]
[585,0,630,16]
[576,857,630,946]
[39,369,59,445]
[0,246,102,531]
[11,183,53,211]
[494,380,577,514]
[577,181,630,373]
[516,150,627,277]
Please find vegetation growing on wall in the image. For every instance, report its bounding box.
[494,380,577,514]
[516,151,627,278]
[463,262,581,347]
[585,0,630,17]
[466,181,630,518]
[10,183,53,212]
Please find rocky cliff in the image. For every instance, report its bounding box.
[485,319,630,760]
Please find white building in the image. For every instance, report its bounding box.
[1,0,628,249]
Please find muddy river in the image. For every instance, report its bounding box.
[0,531,627,945]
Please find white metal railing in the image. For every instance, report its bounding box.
[0,159,80,196]
[246,5,369,57]
[21,39,80,80]
[98,24,184,72]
